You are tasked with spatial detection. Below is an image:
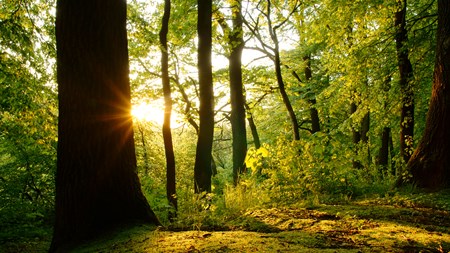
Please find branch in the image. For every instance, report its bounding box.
[244,46,275,60]
[273,0,301,32]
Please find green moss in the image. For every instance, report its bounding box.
[2,191,449,252]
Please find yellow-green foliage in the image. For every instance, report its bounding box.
[242,135,398,207]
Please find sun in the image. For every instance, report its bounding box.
[131,100,181,128]
[131,102,162,123]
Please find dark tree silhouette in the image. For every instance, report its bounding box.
[50,1,159,251]
[404,0,450,189]
[194,0,214,193]
[160,0,177,221]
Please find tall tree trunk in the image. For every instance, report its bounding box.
[229,0,247,185]
[266,0,299,141]
[361,111,371,166]
[275,48,300,140]
[395,0,415,163]
[194,0,214,193]
[245,103,261,149]
[377,127,391,175]
[242,0,300,140]
[403,0,450,189]
[51,1,160,251]
[303,55,320,133]
[377,76,393,176]
[160,0,177,221]
[350,100,362,169]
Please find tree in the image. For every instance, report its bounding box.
[395,0,415,163]
[244,0,301,141]
[215,0,248,185]
[194,0,214,193]
[245,102,261,149]
[376,76,394,175]
[303,55,321,134]
[160,0,177,221]
[403,0,450,189]
[51,1,160,251]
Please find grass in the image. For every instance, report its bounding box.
[1,190,449,252]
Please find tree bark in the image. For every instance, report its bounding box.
[245,103,261,149]
[404,0,450,189]
[395,0,415,163]
[377,77,393,176]
[303,55,320,133]
[377,127,391,175]
[51,1,160,251]
[194,0,214,193]
[160,0,177,221]
[229,0,247,185]
[350,100,362,169]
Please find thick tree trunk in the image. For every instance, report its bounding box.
[395,0,415,163]
[51,1,159,251]
[404,0,450,189]
[160,0,177,221]
[194,0,214,193]
[229,0,247,185]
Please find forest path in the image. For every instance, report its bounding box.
[75,201,450,253]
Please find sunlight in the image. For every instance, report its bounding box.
[131,100,181,128]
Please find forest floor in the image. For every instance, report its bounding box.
[2,192,450,252]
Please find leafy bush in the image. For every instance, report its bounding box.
[243,134,397,206]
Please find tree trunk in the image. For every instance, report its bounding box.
[361,111,370,165]
[350,100,362,169]
[194,0,214,193]
[229,0,247,185]
[303,55,320,133]
[377,127,391,175]
[245,103,261,149]
[275,48,300,141]
[51,1,160,251]
[268,0,300,141]
[395,0,415,163]
[377,76,393,176]
[160,0,177,221]
[404,0,450,189]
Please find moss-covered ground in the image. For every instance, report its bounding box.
[2,191,449,252]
